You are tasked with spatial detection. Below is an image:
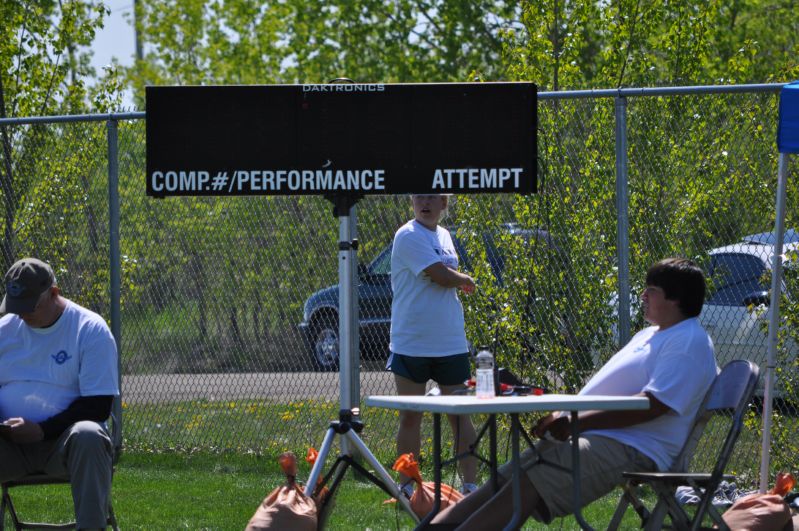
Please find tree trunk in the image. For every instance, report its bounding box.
[230,307,243,349]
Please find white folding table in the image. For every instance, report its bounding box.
[365,394,649,530]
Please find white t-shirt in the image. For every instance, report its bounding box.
[389,220,469,357]
[0,299,120,423]
[580,317,717,471]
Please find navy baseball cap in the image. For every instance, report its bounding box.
[1,258,55,314]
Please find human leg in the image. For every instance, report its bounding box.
[430,478,501,524]
[456,473,541,530]
[434,354,477,488]
[45,421,113,530]
[394,374,427,485]
[432,441,545,528]
[440,383,478,487]
[435,435,655,528]
[509,435,655,521]
[431,472,541,529]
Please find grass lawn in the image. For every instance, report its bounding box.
[3,449,659,530]
[4,398,771,529]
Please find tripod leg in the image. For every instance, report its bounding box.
[305,427,337,497]
[316,456,350,529]
[343,430,421,524]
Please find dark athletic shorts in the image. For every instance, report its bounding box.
[388,352,471,385]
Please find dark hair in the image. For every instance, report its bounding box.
[645,257,705,317]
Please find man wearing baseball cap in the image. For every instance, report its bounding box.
[0,258,119,530]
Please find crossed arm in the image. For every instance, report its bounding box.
[423,262,476,293]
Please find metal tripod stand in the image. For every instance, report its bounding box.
[304,194,419,524]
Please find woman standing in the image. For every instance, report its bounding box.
[388,194,478,496]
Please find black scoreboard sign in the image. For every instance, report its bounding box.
[145,82,536,197]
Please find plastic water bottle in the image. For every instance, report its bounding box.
[475,349,495,399]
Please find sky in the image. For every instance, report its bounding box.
[90,1,137,109]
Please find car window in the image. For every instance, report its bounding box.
[369,247,392,275]
[707,253,767,306]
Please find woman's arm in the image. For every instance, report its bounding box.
[423,262,476,292]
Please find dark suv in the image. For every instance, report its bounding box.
[297,224,551,370]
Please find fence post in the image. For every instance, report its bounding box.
[349,203,360,413]
[615,95,631,347]
[760,153,789,491]
[107,117,122,410]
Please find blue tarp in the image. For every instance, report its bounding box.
[778,80,799,154]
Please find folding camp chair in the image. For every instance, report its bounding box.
[608,359,760,531]
[0,393,123,531]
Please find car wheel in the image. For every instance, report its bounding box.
[310,314,340,371]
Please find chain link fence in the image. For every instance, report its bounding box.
[1,84,796,487]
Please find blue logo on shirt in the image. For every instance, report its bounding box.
[52,350,72,364]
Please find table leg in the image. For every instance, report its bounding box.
[571,410,594,531]
[503,413,522,531]
[490,414,499,492]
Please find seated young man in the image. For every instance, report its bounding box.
[0,258,119,530]
[431,257,718,529]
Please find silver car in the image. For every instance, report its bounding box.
[699,230,799,384]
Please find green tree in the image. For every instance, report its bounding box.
[127,0,522,99]
[710,0,799,82]
[122,2,529,370]
[117,0,799,376]
[455,0,796,394]
[0,0,118,292]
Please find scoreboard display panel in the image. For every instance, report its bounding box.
[146,82,537,197]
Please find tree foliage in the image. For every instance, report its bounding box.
[3,0,799,466]
[0,0,124,296]
[127,0,521,101]
[456,0,797,394]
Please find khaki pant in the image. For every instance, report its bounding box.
[0,421,113,529]
[498,434,656,523]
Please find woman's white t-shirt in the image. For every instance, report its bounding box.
[389,220,468,357]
